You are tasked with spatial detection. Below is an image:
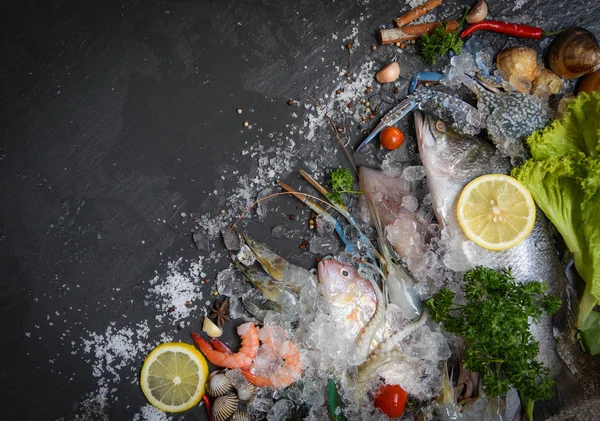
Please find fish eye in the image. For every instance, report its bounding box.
[340,269,350,278]
[435,120,446,132]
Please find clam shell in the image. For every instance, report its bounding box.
[236,381,256,402]
[229,409,251,421]
[579,69,600,94]
[206,371,234,397]
[213,393,239,421]
[549,27,600,79]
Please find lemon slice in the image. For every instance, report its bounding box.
[140,342,209,413]
[457,174,536,251]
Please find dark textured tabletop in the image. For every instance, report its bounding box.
[2,0,599,420]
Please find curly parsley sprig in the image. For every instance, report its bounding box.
[325,168,362,205]
[418,8,470,64]
[426,267,561,421]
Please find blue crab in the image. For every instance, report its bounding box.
[357,52,551,164]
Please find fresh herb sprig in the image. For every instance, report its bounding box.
[325,168,362,205]
[426,267,561,421]
[418,8,469,64]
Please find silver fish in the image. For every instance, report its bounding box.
[414,111,580,418]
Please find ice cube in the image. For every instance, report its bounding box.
[401,195,419,213]
[402,165,426,182]
[309,235,341,255]
[229,296,251,321]
[192,228,210,251]
[403,325,451,361]
[271,224,294,239]
[266,399,294,421]
[222,229,242,250]
[249,388,275,414]
[301,377,327,408]
[316,215,335,236]
[216,265,251,298]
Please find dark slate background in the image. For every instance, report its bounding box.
[1,0,599,420]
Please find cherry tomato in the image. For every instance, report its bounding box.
[379,126,405,150]
[373,383,408,418]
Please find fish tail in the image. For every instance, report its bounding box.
[533,364,583,421]
[555,256,580,333]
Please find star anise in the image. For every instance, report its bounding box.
[209,298,230,327]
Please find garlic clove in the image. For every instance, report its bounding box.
[466,0,488,24]
[203,316,223,338]
[376,61,401,83]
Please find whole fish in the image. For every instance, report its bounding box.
[414,111,580,419]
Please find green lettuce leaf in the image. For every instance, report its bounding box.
[512,92,600,329]
[512,157,599,325]
[526,92,600,160]
[578,311,600,355]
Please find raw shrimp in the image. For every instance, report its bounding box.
[242,325,302,389]
[191,322,259,369]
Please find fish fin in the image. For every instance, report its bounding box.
[533,364,584,421]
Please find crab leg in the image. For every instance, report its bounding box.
[355,96,418,152]
[408,71,443,94]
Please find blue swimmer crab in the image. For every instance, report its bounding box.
[357,51,552,164]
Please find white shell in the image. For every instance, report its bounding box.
[206,371,233,397]
[213,393,238,421]
[236,381,256,402]
[229,409,251,421]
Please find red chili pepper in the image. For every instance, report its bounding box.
[460,20,543,39]
[202,395,215,421]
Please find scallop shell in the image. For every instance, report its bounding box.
[206,371,233,397]
[236,381,256,402]
[212,393,239,421]
[229,409,251,421]
[549,27,600,79]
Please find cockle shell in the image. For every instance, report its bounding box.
[206,371,233,397]
[212,393,239,421]
[229,409,252,421]
[236,380,256,402]
[549,27,600,79]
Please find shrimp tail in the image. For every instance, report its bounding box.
[210,338,233,355]
[242,369,274,388]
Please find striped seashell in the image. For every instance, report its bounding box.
[206,371,233,397]
[212,393,238,421]
[229,409,251,421]
[236,381,256,402]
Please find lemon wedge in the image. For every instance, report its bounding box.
[140,342,208,413]
[457,174,536,251]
